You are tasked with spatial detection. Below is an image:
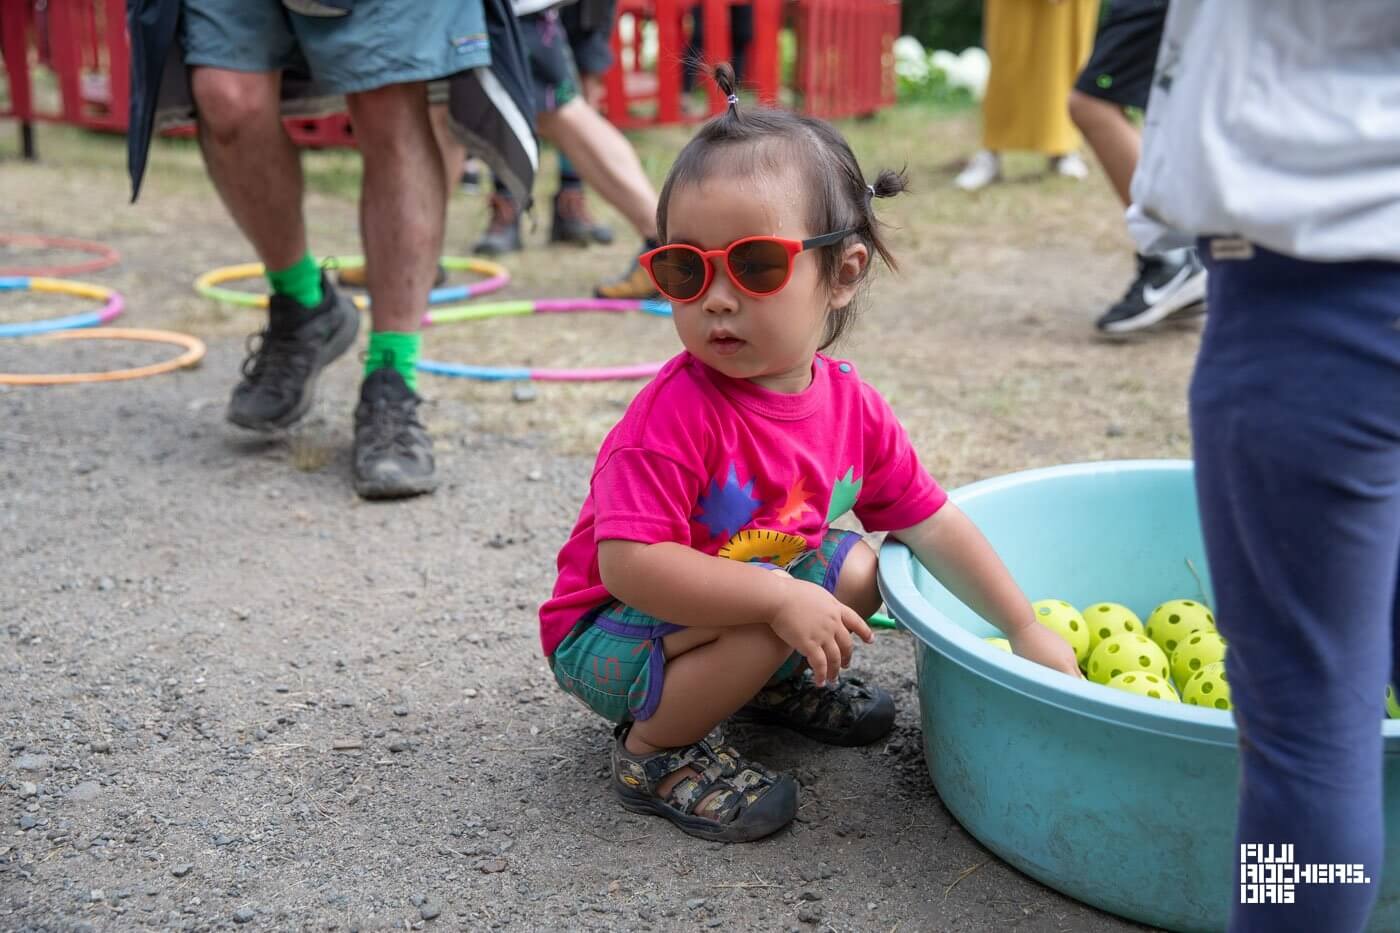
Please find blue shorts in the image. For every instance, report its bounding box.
[550,529,864,724]
[180,0,490,96]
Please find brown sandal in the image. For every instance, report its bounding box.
[611,723,798,843]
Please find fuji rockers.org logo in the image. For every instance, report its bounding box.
[1239,844,1372,904]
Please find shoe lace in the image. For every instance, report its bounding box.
[239,327,314,386]
[359,392,425,459]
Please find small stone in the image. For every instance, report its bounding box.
[19,815,38,830]
[274,685,291,694]
[799,891,821,901]
[525,470,543,482]
[480,859,507,874]
[90,739,111,754]
[511,385,537,403]
[798,904,824,924]
[685,898,707,910]
[97,577,115,592]
[233,907,255,924]
[15,754,51,772]
[331,738,364,751]
[392,706,409,717]
[18,782,37,798]
[419,903,442,920]
[706,920,722,928]
[90,889,105,902]
[68,781,102,802]
[171,863,193,878]
[464,689,478,699]
[388,740,412,753]
[1106,424,1125,438]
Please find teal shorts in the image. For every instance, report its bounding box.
[180,0,490,96]
[550,529,864,724]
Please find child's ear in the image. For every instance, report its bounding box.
[828,242,869,310]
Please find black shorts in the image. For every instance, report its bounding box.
[519,8,581,113]
[560,0,617,77]
[1073,0,1169,110]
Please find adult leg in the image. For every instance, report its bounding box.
[1067,89,1137,206]
[192,68,305,269]
[537,99,656,239]
[342,82,444,498]
[194,67,360,430]
[1190,244,1400,933]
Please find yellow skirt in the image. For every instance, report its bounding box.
[981,0,1100,155]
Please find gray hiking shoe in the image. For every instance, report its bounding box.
[227,276,359,431]
[352,368,438,500]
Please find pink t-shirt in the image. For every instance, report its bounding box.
[539,351,948,655]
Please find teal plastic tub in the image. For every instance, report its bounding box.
[878,460,1399,932]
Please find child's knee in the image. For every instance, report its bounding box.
[834,540,881,618]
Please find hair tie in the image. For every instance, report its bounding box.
[866,184,876,199]
[726,94,739,107]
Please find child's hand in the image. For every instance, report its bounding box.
[768,578,874,687]
[1008,623,1084,678]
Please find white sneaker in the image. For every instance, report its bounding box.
[1050,152,1089,180]
[954,150,1001,191]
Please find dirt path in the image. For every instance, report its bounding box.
[0,115,1182,931]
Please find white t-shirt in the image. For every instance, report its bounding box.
[1128,0,1400,262]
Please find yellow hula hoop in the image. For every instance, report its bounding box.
[194,256,511,313]
[0,327,207,386]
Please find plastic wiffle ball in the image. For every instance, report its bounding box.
[1105,671,1180,703]
[1087,632,1171,685]
[1146,599,1217,655]
[1171,630,1228,689]
[1182,661,1232,711]
[1082,602,1145,655]
[1031,599,1090,665]
[1387,685,1399,719]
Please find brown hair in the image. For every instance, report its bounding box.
[655,63,907,349]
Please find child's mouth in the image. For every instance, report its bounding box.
[709,332,745,355]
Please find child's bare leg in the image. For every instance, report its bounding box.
[833,539,882,620]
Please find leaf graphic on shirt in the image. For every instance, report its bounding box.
[826,467,863,522]
[695,463,762,539]
[776,476,817,524]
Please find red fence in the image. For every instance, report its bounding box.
[1,0,898,156]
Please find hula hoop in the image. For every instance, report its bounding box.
[0,328,207,386]
[417,298,674,382]
[0,234,120,277]
[194,255,510,316]
[0,276,125,338]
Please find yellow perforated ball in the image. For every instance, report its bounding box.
[1146,599,1217,655]
[1387,685,1399,719]
[1182,661,1232,711]
[1105,671,1180,703]
[1170,630,1228,690]
[1087,632,1171,685]
[1082,602,1145,655]
[1031,599,1091,666]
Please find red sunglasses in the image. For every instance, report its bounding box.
[640,228,857,303]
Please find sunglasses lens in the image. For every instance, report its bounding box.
[649,247,707,301]
[728,239,791,294]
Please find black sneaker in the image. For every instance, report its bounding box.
[353,368,438,500]
[550,188,614,246]
[472,193,523,256]
[227,276,359,431]
[1095,250,1207,335]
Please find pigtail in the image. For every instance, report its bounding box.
[712,62,741,118]
[859,167,907,272]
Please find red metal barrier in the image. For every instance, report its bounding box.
[601,0,895,129]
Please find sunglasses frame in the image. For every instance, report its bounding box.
[640,227,858,303]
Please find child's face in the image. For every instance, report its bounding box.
[663,171,855,393]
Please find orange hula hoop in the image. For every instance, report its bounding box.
[0,328,206,386]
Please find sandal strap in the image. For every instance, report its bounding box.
[614,725,780,824]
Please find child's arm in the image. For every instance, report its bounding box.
[598,539,873,686]
[891,504,1083,677]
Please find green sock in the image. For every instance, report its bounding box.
[365,331,421,392]
[266,252,323,309]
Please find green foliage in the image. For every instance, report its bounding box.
[901,0,983,53]
[897,64,975,109]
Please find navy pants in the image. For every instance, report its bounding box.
[1191,241,1400,932]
